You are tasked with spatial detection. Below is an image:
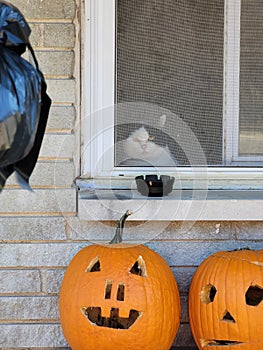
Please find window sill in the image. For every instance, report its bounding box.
[77,180,263,221]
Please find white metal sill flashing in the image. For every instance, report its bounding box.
[76,170,263,221]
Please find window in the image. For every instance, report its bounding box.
[82,0,263,183]
[238,0,263,161]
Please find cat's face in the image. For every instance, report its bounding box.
[124,126,161,158]
[122,125,175,165]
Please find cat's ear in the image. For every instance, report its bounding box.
[158,114,166,128]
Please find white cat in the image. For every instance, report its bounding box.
[121,115,176,166]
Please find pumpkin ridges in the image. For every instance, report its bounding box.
[59,242,180,350]
[189,249,263,350]
[210,253,229,344]
[189,252,232,348]
[144,247,180,345]
[245,250,263,343]
[212,249,263,266]
[59,210,180,350]
[225,252,243,342]
[189,255,210,347]
[132,244,180,348]
[241,251,252,343]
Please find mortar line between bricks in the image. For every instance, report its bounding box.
[44,75,74,79]
[45,129,72,134]
[4,185,73,190]
[0,293,59,297]
[0,212,76,217]
[0,267,66,270]
[34,47,74,52]
[43,76,75,80]
[1,348,71,350]
[48,102,74,106]
[28,19,73,24]
[0,320,61,325]
[0,240,79,244]
[38,156,73,161]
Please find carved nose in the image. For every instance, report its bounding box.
[104,281,125,301]
[221,310,236,323]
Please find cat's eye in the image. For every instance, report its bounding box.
[148,135,155,141]
[133,137,140,142]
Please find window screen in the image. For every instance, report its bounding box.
[115,0,225,167]
[239,0,263,156]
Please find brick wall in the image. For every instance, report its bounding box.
[0,0,77,347]
[1,1,263,349]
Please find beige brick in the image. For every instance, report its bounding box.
[47,105,76,130]
[69,218,127,241]
[11,0,76,20]
[68,218,233,243]
[0,270,42,293]
[44,23,76,48]
[40,134,75,159]
[235,222,263,239]
[163,221,235,240]
[0,324,67,347]
[0,217,69,241]
[69,218,173,242]
[147,241,263,266]
[0,296,59,320]
[2,240,262,269]
[36,50,75,76]
[33,161,75,187]
[28,22,43,46]
[0,188,76,213]
[6,161,75,187]
[30,23,75,48]
[0,243,85,267]
[46,79,76,103]
[45,269,66,293]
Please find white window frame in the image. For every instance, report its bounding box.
[224,0,263,164]
[81,0,263,188]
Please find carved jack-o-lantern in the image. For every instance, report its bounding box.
[189,249,263,350]
[59,211,180,350]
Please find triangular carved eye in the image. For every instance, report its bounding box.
[130,256,147,277]
[86,257,101,272]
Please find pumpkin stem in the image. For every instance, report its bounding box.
[110,210,133,244]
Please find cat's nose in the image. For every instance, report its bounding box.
[141,144,147,150]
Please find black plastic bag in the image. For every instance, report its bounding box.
[0,1,31,52]
[0,77,51,190]
[0,46,43,166]
[0,1,51,190]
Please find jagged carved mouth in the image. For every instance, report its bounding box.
[81,307,141,329]
[201,339,244,347]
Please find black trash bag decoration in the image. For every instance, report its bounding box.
[0,1,52,191]
[0,0,31,50]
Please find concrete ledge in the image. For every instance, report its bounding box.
[78,188,263,221]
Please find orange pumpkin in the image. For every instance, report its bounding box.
[59,210,180,350]
[189,249,263,350]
